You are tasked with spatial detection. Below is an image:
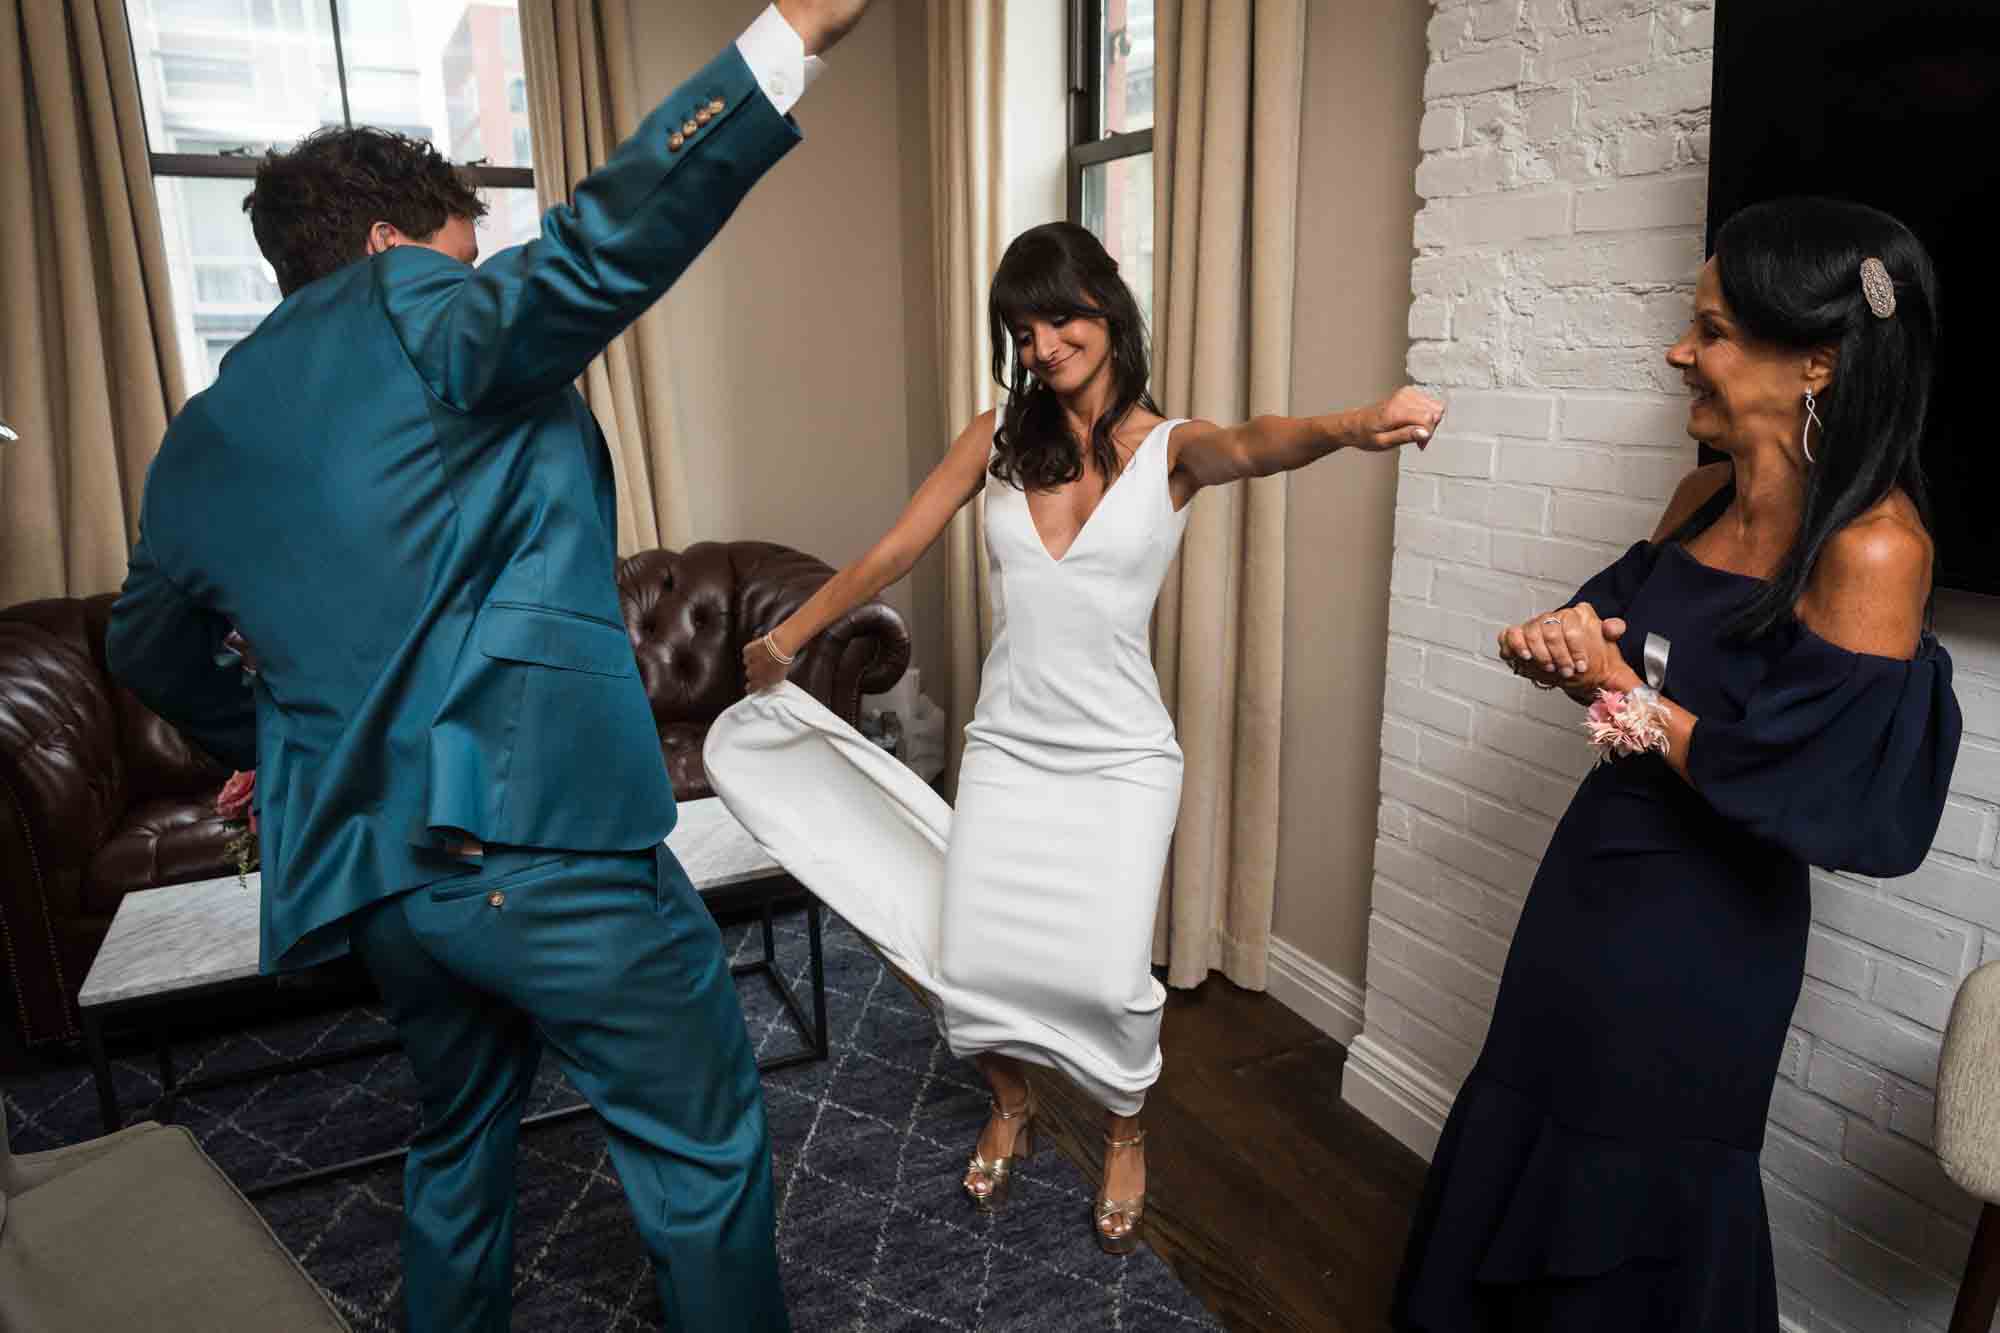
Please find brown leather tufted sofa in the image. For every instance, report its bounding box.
[0,540,909,1047]
[616,541,909,799]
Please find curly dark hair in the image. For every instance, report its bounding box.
[986,222,1160,491]
[243,126,487,296]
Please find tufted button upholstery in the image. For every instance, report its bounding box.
[617,541,911,802]
[621,546,744,730]
[83,799,244,917]
[0,541,909,1047]
[0,607,240,1047]
[1,596,229,801]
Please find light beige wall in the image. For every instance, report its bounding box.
[622,1,942,682]
[1003,0,1069,236]
[1270,0,1428,989]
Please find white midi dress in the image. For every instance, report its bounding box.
[705,419,1190,1115]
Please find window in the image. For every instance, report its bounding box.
[159,53,257,104]
[127,0,540,392]
[1068,0,1155,325]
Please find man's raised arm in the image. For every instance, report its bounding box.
[382,0,870,415]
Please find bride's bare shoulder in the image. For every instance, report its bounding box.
[1117,407,1168,444]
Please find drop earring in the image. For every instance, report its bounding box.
[1802,387,1821,465]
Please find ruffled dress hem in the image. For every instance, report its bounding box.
[1391,1072,1778,1333]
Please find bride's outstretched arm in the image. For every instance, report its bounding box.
[744,410,995,691]
[1168,386,1444,493]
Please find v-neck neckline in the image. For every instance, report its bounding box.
[1024,421,1166,566]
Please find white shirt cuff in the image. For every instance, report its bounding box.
[736,5,826,117]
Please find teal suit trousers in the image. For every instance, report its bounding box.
[349,845,788,1332]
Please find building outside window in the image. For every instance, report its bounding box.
[1068,0,1154,327]
[125,0,540,393]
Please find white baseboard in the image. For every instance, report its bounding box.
[1265,937,1367,1044]
[1340,1033,1453,1162]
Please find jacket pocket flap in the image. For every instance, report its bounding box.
[478,604,636,677]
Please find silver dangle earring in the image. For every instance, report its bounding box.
[1802,388,1822,465]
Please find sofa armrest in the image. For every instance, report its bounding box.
[0,624,125,1045]
[728,543,912,727]
[0,774,76,1043]
[791,601,912,728]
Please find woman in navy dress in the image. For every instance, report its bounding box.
[1392,197,1963,1331]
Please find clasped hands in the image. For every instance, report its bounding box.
[1496,602,1640,698]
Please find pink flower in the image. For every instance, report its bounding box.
[216,769,256,821]
[1582,687,1669,765]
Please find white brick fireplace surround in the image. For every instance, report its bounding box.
[1341,2,2000,1329]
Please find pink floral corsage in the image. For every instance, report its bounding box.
[1584,686,1669,764]
[215,769,260,885]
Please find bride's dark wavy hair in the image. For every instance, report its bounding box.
[1666,196,1941,639]
[987,222,1159,490]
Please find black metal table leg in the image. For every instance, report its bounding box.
[81,1008,119,1134]
[154,1029,177,1095]
[153,1028,181,1123]
[806,895,828,1058]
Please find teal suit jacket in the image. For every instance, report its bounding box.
[108,45,798,973]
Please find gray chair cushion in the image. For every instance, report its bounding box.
[1940,961,2000,1202]
[0,1121,347,1330]
[0,1120,162,1195]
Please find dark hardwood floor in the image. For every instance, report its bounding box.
[1024,979,1428,1333]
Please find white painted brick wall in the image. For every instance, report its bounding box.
[1350,2,2000,1329]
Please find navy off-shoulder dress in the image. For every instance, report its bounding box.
[1392,490,1962,1332]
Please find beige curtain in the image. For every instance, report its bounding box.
[927,0,1007,793]
[1149,0,1306,990]
[0,0,185,604]
[520,0,692,553]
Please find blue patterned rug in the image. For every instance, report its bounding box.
[2,910,1220,1332]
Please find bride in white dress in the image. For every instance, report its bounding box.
[710,222,1442,1253]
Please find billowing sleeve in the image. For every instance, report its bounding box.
[1687,631,1961,875]
[1565,540,1660,622]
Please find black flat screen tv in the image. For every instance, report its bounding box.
[1708,0,2000,597]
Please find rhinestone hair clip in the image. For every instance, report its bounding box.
[1859,257,1897,319]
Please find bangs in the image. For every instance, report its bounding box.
[990,250,1106,339]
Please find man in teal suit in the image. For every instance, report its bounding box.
[106,4,871,1327]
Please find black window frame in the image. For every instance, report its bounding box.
[136,0,532,191]
[1066,0,1153,224]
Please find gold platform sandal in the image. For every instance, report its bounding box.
[962,1096,1036,1212]
[1094,1128,1147,1255]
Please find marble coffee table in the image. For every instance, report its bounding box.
[75,797,827,1176]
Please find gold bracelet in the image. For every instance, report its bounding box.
[761,631,796,666]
